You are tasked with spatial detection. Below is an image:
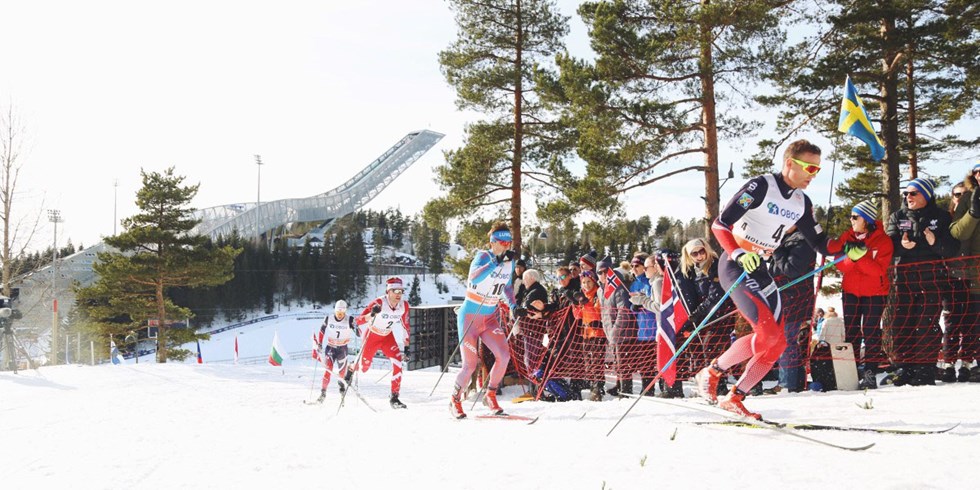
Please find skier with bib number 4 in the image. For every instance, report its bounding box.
[355,277,411,409]
[450,221,518,419]
[695,139,834,420]
[316,300,357,402]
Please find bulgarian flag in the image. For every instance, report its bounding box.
[269,331,285,366]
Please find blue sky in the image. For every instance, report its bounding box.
[1,0,974,251]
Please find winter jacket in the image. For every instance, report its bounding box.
[949,174,980,293]
[571,286,603,338]
[826,221,893,297]
[950,174,980,256]
[770,230,817,326]
[599,269,633,345]
[675,260,733,328]
[630,274,658,341]
[521,281,549,316]
[886,202,958,264]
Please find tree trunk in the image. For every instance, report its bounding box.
[879,16,902,219]
[511,0,524,254]
[156,282,168,363]
[905,44,918,180]
[699,0,720,240]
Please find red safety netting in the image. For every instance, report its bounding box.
[496,256,980,395]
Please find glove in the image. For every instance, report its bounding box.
[572,291,587,305]
[502,250,516,262]
[971,188,980,218]
[843,241,863,253]
[846,244,868,261]
[628,293,645,306]
[736,252,761,273]
[371,304,382,315]
[513,307,528,319]
[679,320,696,338]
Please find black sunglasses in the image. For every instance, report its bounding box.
[954,192,964,198]
[849,215,861,220]
[902,190,919,197]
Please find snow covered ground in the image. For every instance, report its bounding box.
[2,363,979,489]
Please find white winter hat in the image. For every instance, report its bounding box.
[334,300,348,311]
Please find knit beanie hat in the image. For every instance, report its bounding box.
[852,200,878,224]
[579,252,597,269]
[907,178,936,202]
[386,277,404,291]
[596,256,614,271]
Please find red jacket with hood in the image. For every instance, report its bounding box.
[826,220,894,297]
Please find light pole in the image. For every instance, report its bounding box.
[255,154,263,240]
[47,209,63,364]
[113,179,118,235]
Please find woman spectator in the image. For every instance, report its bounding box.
[597,256,635,396]
[571,270,605,400]
[827,200,893,388]
[947,165,980,382]
[674,238,735,397]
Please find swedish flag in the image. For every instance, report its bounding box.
[838,76,886,161]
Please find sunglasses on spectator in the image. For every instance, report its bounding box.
[902,190,919,197]
[559,274,568,280]
[849,215,862,221]
[790,158,821,175]
[691,249,707,257]
[954,192,964,198]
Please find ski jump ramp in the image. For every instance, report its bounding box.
[15,129,444,330]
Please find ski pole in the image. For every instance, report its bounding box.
[607,269,749,437]
[338,308,377,414]
[701,254,848,329]
[428,295,492,397]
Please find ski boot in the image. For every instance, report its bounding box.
[718,387,761,420]
[942,366,957,383]
[389,392,407,409]
[958,366,972,383]
[483,386,505,415]
[450,384,467,419]
[317,389,327,403]
[694,360,724,404]
[337,380,347,394]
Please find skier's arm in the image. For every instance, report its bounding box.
[402,301,411,345]
[795,197,830,256]
[467,251,497,285]
[356,299,381,326]
[712,176,767,259]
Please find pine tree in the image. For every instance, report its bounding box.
[76,168,240,362]
[547,0,791,236]
[428,0,573,252]
[408,275,422,306]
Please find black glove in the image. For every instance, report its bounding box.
[502,250,516,262]
[572,291,587,305]
[371,304,382,315]
[970,188,980,218]
[513,307,528,318]
[679,320,696,337]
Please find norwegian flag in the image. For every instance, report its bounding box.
[603,267,627,300]
[658,267,689,385]
[312,331,323,364]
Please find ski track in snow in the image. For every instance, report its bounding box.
[3,362,980,489]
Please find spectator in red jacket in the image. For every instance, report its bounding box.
[827,200,894,389]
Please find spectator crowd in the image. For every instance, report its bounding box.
[501,166,980,402]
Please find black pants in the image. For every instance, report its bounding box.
[842,293,886,371]
[941,280,979,364]
[887,264,943,369]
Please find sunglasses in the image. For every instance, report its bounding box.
[790,157,821,175]
[849,215,862,221]
[559,274,568,280]
[903,190,919,197]
[494,240,513,248]
[390,289,404,294]
[690,249,707,256]
[954,192,964,198]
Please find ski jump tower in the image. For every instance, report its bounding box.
[12,129,444,352]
